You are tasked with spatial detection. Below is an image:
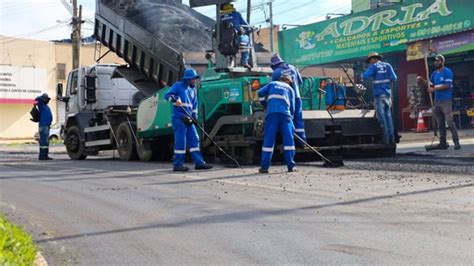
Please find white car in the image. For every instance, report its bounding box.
[34,123,64,141]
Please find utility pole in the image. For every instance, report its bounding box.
[71,0,82,69]
[269,1,274,52]
[246,0,251,24]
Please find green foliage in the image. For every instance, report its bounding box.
[0,215,37,266]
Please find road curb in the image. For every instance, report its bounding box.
[34,251,48,266]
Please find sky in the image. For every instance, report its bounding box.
[0,0,351,41]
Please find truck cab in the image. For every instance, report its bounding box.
[57,64,141,160]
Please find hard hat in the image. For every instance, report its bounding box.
[434,54,445,62]
[280,74,292,82]
[366,52,382,63]
[182,68,200,80]
[40,93,51,100]
[270,53,285,67]
[221,3,235,12]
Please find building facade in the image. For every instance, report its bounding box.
[278,0,474,131]
[0,36,124,139]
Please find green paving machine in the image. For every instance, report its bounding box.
[58,0,394,163]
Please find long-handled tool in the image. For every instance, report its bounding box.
[175,102,241,168]
[294,134,344,168]
[340,65,368,107]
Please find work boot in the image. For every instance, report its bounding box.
[454,141,461,150]
[258,168,269,174]
[173,166,189,172]
[288,167,297,172]
[39,157,53,160]
[195,164,213,170]
[425,142,449,151]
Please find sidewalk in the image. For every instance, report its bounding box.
[0,143,66,154]
[399,128,474,143]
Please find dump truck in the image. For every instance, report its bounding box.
[57,0,395,163]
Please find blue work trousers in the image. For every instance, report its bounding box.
[293,98,306,146]
[240,51,250,66]
[261,113,296,170]
[172,117,206,168]
[38,126,50,159]
[374,95,395,144]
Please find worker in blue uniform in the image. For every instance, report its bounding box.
[361,52,398,145]
[164,68,213,172]
[270,54,306,145]
[35,93,53,160]
[220,3,249,32]
[258,74,296,173]
[417,54,461,150]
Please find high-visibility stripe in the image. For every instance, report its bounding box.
[274,85,290,91]
[295,128,305,133]
[39,146,48,149]
[445,79,453,82]
[284,146,296,151]
[174,150,186,154]
[189,147,200,152]
[267,94,289,106]
[373,79,391,84]
[192,109,198,113]
[259,97,266,101]
[262,147,274,152]
[175,103,193,108]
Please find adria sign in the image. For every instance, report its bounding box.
[0,66,47,104]
[279,0,474,66]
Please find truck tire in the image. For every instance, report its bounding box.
[116,122,138,161]
[65,126,87,160]
[137,138,153,162]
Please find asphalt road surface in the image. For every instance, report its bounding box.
[0,144,473,265]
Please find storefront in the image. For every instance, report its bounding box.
[278,0,474,131]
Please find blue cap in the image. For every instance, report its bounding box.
[270,53,285,66]
[40,93,51,100]
[182,68,199,80]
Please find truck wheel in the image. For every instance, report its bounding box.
[116,122,138,161]
[65,126,87,160]
[137,138,153,161]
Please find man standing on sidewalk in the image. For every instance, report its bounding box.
[418,54,461,150]
[35,93,53,160]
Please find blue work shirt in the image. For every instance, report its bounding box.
[258,81,295,118]
[362,61,397,97]
[239,34,250,48]
[431,67,453,101]
[164,81,198,119]
[221,11,248,30]
[35,97,52,127]
[271,63,303,99]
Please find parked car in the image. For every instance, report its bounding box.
[34,123,64,141]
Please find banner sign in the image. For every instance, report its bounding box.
[278,0,474,66]
[0,66,47,104]
[431,30,474,54]
[406,30,474,61]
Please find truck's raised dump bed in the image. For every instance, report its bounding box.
[94,0,214,96]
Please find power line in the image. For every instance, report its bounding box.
[0,23,69,45]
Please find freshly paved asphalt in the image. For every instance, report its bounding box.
[0,144,472,265]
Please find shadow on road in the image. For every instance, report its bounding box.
[36,183,473,244]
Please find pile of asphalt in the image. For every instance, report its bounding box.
[101,0,214,52]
